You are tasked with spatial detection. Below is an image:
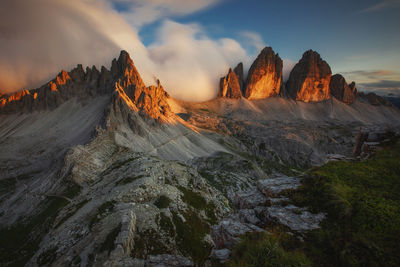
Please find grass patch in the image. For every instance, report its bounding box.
[158,212,175,236]
[179,186,217,224]
[172,210,212,264]
[116,174,146,185]
[286,140,400,266]
[0,197,69,266]
[132,228,171,258]
[89,200,116,229]
[154,195,171,209]
[101,157,140,176]
[227,231,311,267]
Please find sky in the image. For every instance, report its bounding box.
[1,0,399,101]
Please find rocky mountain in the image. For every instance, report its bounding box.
[243,47,283,99]
[329,74,357,104]
[233,62,244,93]
[286,50,332,102]
[1,48,400,266]
[218,68,242,99]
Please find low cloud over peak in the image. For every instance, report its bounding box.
[0,0,296,102]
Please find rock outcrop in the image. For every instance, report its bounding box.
[219,68,242,99]
[286,50,332,102]
[244,47,283,99]
[359,92,392,107]
[234,63,244,93]
[329,74,357,104]
[0,51,171,120]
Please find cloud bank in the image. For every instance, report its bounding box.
[0,0,295,102]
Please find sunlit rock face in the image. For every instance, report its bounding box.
[329,74,357,104]
[244,47,283,99]
[219,68,242,99]
[286,50,332,102]
[0,51,171,120]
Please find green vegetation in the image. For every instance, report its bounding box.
[285,140,400,266]
[179,186,217,224]
[158,212,175,236]
[0,196,69,266]
[154,195,172,209]
[116,174,146,185]
[89,200,116,229]
[227,231,311,267]
[172,210,212,264]
[55,198,89,229]
[100,224,121,255]
[101,156,140,176]
[132,228,171,258]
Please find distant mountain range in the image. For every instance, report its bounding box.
[0,48,399,266]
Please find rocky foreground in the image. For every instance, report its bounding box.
[0,49,400,266]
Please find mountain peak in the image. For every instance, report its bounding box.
[0,50,170,121]
[219,68,242,99]
[244,46,283,99]
[286,50,332,102]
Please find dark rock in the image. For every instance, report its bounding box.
[358,92,393,106]
[329,74,357,104]
[286,50,332,102]
[234,62,244,93]
[353,130,369,157]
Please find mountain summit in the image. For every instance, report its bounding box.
[0,50,171,121]
[286,50,332,102]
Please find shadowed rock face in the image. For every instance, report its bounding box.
[234,63,244,93]
[286,50,332,102]
[0,51,171,120]
[358,92,393,107]
[219,68,242,99]
[330,74,357,104]
[244,47,283,99]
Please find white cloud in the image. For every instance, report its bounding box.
[148,20,247,101]
[360,0,400,13]
[0,0,250,102]
[239,31,267,53]
[107,0,220,28]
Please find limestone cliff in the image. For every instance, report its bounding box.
[244,47,283,99]
[0,51,171,120]
[286,50,332,102]
[219,68,242,99]
[329,74,357,104]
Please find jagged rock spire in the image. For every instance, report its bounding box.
[244,47,283,99]
[286,50,332,102]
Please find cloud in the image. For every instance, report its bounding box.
[0,0,252,102]
[358,80,400,96]
[359,80,400,89]
[148,20,247,101]
[341,70,396,80]
[107,0,220,28]
[0,0,152,93]
[239,31,266,53]
[360,0,400,13]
